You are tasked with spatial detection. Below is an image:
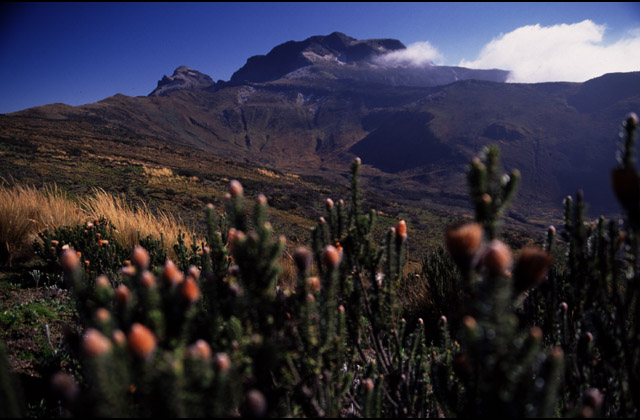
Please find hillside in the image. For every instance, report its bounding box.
[2,33,640,231]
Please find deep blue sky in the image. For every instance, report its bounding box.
[1,2,639,114]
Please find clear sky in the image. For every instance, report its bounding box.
[1,2,639,114]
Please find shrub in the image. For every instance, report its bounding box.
[1,113,639,418]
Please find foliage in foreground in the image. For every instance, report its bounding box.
[1,114,639,417]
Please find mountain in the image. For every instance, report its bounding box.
[150,66,216,96]
[229,32,509,87]
[2,32,639,229]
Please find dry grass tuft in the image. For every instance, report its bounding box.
[0,183,195,265]
[0,183,85,265]
[80,188,193,253]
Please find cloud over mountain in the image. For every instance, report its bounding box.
[372,41,444,67]
[459,20,640,83]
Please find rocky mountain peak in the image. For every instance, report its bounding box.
[230,32,407,83]
[149,66,215,96]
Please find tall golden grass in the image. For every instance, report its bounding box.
[0,183,86,265]
[80,188,193,253]
[0,183,194,265]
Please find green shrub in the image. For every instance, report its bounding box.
[2,113,639,418]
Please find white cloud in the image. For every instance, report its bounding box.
[459,20,640,83]
[373,41,444,68]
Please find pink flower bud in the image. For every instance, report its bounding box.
[363,378,374,392]
[131,245,150,269]
[529,326,543,341]
[95,275,111,289]
[162,260,184,286]
[322,245,341,269]
[112,329,126,346]
[60,249,80,271]
[229,179,243,197]
[115,284,131,305]
[140,270,156,288]
[82,328,112,357]
[479,240,512,277]
[307,276,321,293]
[95,308,111,324]
[214,352,231,372]
[293,247,313,272]
[187,339,212,361]
[242,389,267,418]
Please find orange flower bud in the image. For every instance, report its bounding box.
[322,245,341,269]
[60,249,80,271]
[121,265,136,277]
[162,260,183,286]
[462,315,477,330]
[112,329,126,346]
[513,246,552,293]
[228,228,245,254]
[293,247,313,272]
[95,308,111,324]
[127,323,156,359]
[187,339,212,361]
[550,346,564,360]
[445,222,483,269]
[396,220,407,240]
[82,328,112,357]
[115,284,131,305]
[95,275,111,289]
[181,276,200,304]
[583,388,603,410]
[529,326,543,341]
[51,372,78,405]
[307,276,321,293]
[478,240,512,277]
[140,270,156,288]
[188,266,201,280]
[214,352,231,372]
[363,378,375,392]
[131,245,150,269]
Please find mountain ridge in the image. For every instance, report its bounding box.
[146,32,509,95]
[2,33,640,227]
